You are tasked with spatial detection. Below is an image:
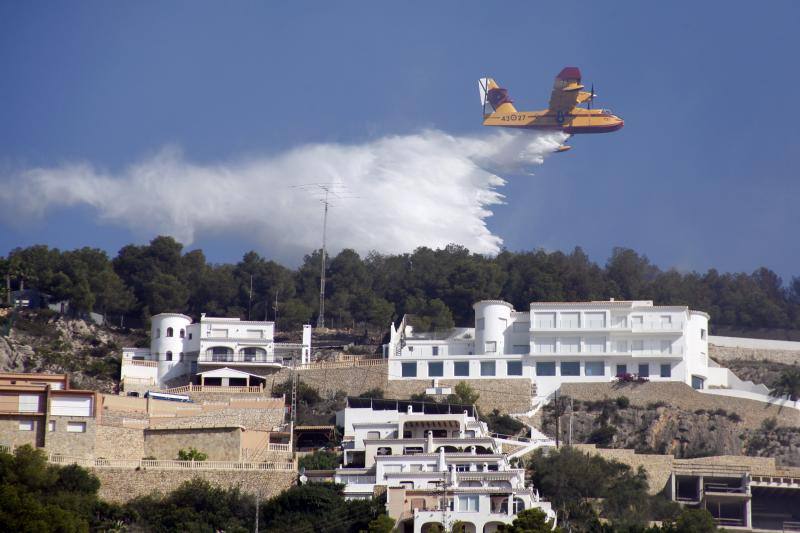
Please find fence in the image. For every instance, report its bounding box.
[160,384,265,394]
[123,359,158,368]
[296,358,386,371]
[48,454,296,471]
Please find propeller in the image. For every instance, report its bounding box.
[588,83,595,109]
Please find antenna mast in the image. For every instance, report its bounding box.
[318,188,329,329]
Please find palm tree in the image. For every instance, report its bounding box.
[770,368,800,401]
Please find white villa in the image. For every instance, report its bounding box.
[385,299,719,400]
[333,397,556,532]
[121,313,311,389]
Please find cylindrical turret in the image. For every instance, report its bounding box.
[473,300,513,355]
[151,313,192,385]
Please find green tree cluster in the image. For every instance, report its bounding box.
[528,447,684,531]
[5,238,800,333]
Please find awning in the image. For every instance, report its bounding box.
[195,367,266,380]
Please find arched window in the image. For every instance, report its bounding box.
[179,329,185,338]
[241,347,266,362]
[166,327,174,337]
[207,346,233,362]
[165,351,173,361]
[513,497,525,514]
[156,328,160,338]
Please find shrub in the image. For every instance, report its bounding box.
[360,388,384,399]
[761,417,778,432]
[177,448,207,461]
[587,426,617,447]
[298,450,340,470]
[646,401,668,410]
[483,409,524,436]
[727,412,742,423]
[615,396,630,409]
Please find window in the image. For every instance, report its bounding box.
[660,340,672,354]
[18,420,33,431]
[403,430,412,439]
[534,313,556,328]
[534,337,556,354]
[512,344,529,354]
[613,340,628,353]
[585,337,606,353]
[166,327,174,337]
[631,340,644,353]
[485,341,497,353]
[476,318,485,331]
[560,312,580,328]
[692,375,705,390]
[454,361,470,377]
[616,364,627,377]
[242,347,266,362]
[165,351,173,361]
[585,312,606,328]
[432,346,439,356]
[700,329,707,340]
[210,329,228,338]
[428,362,443,377]
[401,362,417,378]
[660,364,671,378]
[188,333,193,340]
[366,431,381,440]
[458,494,479,512]
[155,328,160,338]
[514,497,526,514]
[506,361,523,376]
[536,362,556,376]
[209,346,233,362]
[638,363,650,377]
[561,362,580,376]
[585,361,605,376]
[560,337,580,353]
[512,321,530,333]
[660,316,672,327]
[179,329,185,338]
[480,361,496,376]
[66,421,86,433]
[48,420,55,432]
[631,316,643,326]
[377,447,392,456]
[19,394,39,413]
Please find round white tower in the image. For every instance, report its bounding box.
[151,313,192,386]
[473,300,513,355]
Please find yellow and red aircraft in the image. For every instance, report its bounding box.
[479,67,623,152]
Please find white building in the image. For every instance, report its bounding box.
[121,313,311,389]
[333,398,556,532]
[385,299,717,400]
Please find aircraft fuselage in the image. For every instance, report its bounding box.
[482,107,624,134]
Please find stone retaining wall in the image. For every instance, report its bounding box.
[95,425,145,460]
[92,467,296,503]
[560,382,799,430]
[572,444,674,495]
[267,364,531,414]
[709,344,800,365]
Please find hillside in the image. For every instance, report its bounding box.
[540,382,800,467]
[0,309,145,392]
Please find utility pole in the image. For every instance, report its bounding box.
[248,274,253,321]
[317,188,329,330]
[554,389,560,448]
[254,489,260,533]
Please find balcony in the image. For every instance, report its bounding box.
[197,352,281,366]
[532,321,684,332]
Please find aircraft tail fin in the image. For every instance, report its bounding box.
[478,77,518,116]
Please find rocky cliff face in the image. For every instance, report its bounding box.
[540,397,800,466]
[0,309,145,392]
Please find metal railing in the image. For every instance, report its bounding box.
[160,384,266,394]
[197,353,279,364]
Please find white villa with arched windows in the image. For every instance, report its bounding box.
[121,313,311,390]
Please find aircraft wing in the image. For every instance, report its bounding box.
[547,67,584,114]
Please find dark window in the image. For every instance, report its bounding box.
[432,346,439,356]
[188,333,193,340]
[536,362,556,376]
[692,375,705,390]
[480,361,496,376]
[638,363,650,377]
[506,361,522,376]
[401,362,417,378]
[660,364,671,378]
[403,430,412,439]
[454,361,470,377]
[616,364,627,377]
[430,429,447,438]
[166,327,174,337]
[561,361,580,376]
[179,329,185,338]
[428,362,443,377]
[165,351,173,361]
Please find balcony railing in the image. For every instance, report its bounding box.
[197,354,279,364]
[533,322,684,331]
[123,359,158,367]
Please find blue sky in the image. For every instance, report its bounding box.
[1,1,798,280]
